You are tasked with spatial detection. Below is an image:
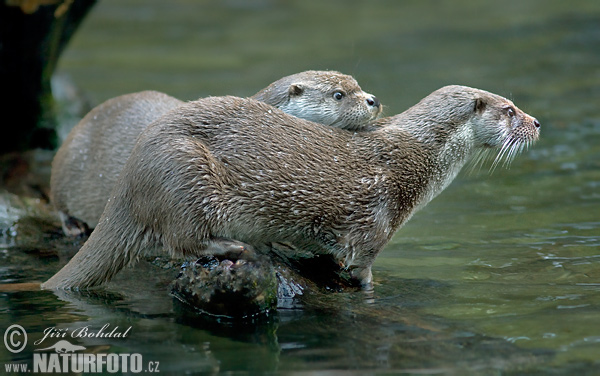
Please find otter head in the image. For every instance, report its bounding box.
[252,70,382,130]
[469,87,541,168]
[406,85,540,169]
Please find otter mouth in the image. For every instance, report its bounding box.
[470,126,539,173]
[491,134,536,170]
[372,104,384,119]
[493,120,540,169]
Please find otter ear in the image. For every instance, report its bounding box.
[474,98,486,113]
[289,83,304,97]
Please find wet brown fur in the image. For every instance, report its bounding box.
[43,85,539,290]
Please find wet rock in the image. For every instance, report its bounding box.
[169,243,361,318]
[171,254,278,319]
[0,189,56,236]
[0,189,82,257]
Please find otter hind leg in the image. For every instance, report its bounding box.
[58,211,90,237]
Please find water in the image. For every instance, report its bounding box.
[2,0,600,373]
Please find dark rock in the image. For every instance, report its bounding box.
[171,254,278,319]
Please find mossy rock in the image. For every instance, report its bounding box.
[171,255,278,319]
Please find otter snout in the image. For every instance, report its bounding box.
[365,94,382,119]
[366,95,380,108]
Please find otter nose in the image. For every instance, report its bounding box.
[534,119,541,128]
[366,95,380,108]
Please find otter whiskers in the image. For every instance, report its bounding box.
[491,136,531,172]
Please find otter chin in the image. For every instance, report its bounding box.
[42,85,539,290]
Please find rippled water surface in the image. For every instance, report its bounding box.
[2,0,599,374]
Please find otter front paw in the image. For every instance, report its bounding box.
[350,266,373,291]
[205,239,256,261]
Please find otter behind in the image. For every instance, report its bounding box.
[51,70,382,235]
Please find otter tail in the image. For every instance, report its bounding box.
[41,199,152,290]
[0,282,42,292]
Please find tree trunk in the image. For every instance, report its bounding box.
[0,0,96,154]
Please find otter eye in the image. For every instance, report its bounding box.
[333,91,345,101]
[506,107,516,117]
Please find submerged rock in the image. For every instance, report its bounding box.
[171,254,278,319]
[169,243,360,318]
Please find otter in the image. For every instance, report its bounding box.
[42,85,540,290]
[252,70,381,130]
[51,92,182,236]
[51,71,382,235]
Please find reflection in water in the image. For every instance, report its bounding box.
[0,266,553,373]
[1,0,599,373]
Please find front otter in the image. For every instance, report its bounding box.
[51,70,381,235]
[42,85,539,290]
